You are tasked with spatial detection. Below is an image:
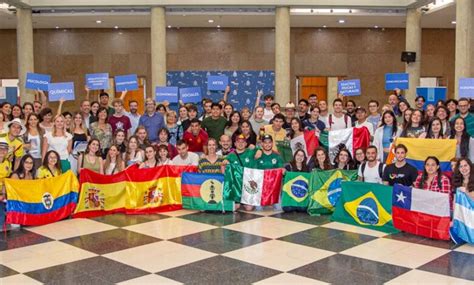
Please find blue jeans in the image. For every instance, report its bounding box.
[0,201,5,230]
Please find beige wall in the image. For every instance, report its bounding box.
[0,27,455,110]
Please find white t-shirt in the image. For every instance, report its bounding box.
[263,108,274,121]
[171,152,199,166]
[44,132,73,160]
[358,161,385,184]
[28,133,42,159]
[329,114,352,131]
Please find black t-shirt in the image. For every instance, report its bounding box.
[382,162,418,186]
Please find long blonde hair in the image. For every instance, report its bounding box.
[104,145,124,174]
[72,112,88,134]
[51,114,67,137]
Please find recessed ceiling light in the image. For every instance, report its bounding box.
[96,20,102,24]
[55,26,59,29]
[51,9,55,13]
[208,19,214,23]
[114,25,119,29]
[119,32,123,35]
[323,25,327,28]
[338,19,345,24]
[167,25,171,28]
[451,21,456,24]
[217,25,221,28]
[63,29,67,32]
[374,25,379,28]
[131,9,135,12]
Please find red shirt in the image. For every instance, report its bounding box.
[414,173,452,206]
[183,129,208,153]
[108,115,131,135]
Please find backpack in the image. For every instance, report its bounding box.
[360,162,384,182]
[329,114,349,129]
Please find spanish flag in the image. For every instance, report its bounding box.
[386,138,456,174]
[74,165,197,218]
[5,171,79,226]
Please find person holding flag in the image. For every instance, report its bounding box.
[413,157,452,198]
[452,158,474,197]
[382,144,418,186]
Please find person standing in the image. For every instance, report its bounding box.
[202,103,227,141]
[108,99,132,137]
[382,144,418,186]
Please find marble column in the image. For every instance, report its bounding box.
[455,0,474,98]
[151,7,167,96]
[275,6,291,105]
[405,8,421,104]
[16,8,35,103]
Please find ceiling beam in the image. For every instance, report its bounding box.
[4,0,31,8]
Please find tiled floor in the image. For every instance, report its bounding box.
[1,211,474,285]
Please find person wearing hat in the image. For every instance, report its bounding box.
[283,102,296,131]
[1,118,26,170]
[354,106,374,138]
[224,134,255,168]
[0,138,12,230]
[254,134,284,170]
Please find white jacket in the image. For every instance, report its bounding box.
[373,126,402,162]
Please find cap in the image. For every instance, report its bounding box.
[235,134,246,142]
[0,138,8,149]
[262,134,273,141]
[285,102,296,110]
[355,106,366,113]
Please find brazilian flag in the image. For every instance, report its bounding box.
[281,172,311,212]
[307,169,358,216]
[331,181,398,234]
[276,141,293,163]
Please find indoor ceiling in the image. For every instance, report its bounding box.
[0,0,456,30]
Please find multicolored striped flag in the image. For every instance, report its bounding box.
[74,165,197,218]
[181,172,235,212]
[307,169,358,215]
[5,171,79,226]
[386,138,456,175]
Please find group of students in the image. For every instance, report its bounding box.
[0,86,473,216]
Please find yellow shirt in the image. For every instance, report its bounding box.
[0,159,12,189]
[264,124,287,151]
[37,166,60,179]
[0,133,24,160]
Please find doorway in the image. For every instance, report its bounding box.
[298,76,328,103]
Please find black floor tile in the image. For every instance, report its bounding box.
[0,264,19,278]
[384,231,457,250]
[91,213,169,227]
[158,255,281,284]
[271,212,332,225]
[0,228,53,251]
[60,228,160,254]
[25,256,148,284]
[278,227,376,252]
[178,211,261,227]
[169,228,270,254]
[290,254,410,285]
[418,251,474,281]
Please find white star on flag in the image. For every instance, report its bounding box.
[396,191,407,203]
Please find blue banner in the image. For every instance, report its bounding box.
[207,75,229,91]
[459,78,474,99]
[25,73,51,91]
[385,73,409,90]
[416,87,447,108]
[180,87,202,103]
[166,70,274,111]
[48,82,75,102]
[86,73,109,90]
[155,86,178,103]
[115,74,138,92]
[338,79,361,96]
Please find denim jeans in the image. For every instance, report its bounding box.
[0,201,5,230]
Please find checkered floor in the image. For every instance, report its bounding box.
[1,209,474,285]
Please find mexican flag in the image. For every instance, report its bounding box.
[223,164,283,206]
[290,130,318,159]
[281,172,311,211]
[307,169,358,216]
[331,181,398,234]
[181,172,235,212]
[276,141,293,163]
[328,127,371,162]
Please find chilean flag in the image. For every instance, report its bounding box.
[392,184,451,240]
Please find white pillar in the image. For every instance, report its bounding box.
[275,7,291,105]
[151,7,167,96]
[17,8,35,103]
[405,8,421,104]
[455,0,473,99]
